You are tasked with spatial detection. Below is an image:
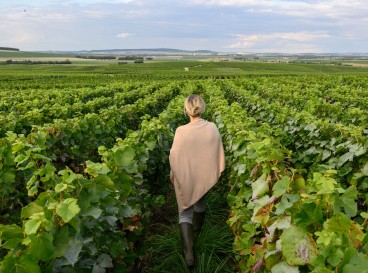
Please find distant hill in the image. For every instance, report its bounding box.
[0,47,19,51]
[40,48,217,56]
[3,48,368,60]
[88,48,214,53]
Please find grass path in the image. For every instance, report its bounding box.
[136,181,236,272]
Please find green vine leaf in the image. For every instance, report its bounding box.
[281,226,317,265]
[64,239,83,266]
[272,176,290,197]
[0,253,41,273]
[252,173,269,199]
[56,198,81,223]
[28,233,54,261]
[342,252,368,273]
[271,261,299,273]
[24,218,42,235]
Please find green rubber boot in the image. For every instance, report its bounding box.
[179,222,195,268]
[193,211,205,238]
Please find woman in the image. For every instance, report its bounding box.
[169,94,225,268]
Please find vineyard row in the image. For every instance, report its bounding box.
[0,78,367,272]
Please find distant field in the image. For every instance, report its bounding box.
[1,61,368,77]
[0,50,75,58]
[2,50,368,72]
[346,60,368,64]
[342,60,368,66]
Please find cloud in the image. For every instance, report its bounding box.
[226,31,331,52]
[189,0,368,19]
[3,8,75,23]
[0,27,38,45]
[0,7,75,47]
[48,0,139,5]
[82,9,113,19]
[1,0,366,52]
[0,18,45,47]
[107,0,139,3]
[229,31,330,45]
[115,32,134,39]
[81,6,148,19]
[248,43,323,53]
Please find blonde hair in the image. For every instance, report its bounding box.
[184,94,205,117]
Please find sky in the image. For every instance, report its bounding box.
[1,0,367,53]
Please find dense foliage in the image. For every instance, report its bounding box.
[0,70,367,272]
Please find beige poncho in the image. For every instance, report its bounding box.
[169,119,225,212]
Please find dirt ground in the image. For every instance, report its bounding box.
[345,62,368,67]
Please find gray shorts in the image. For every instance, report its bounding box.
[178,194,206,224]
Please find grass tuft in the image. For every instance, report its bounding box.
[139,186,235,273]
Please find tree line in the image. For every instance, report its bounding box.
[1,59,72,65]
[0,47,19,51]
